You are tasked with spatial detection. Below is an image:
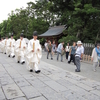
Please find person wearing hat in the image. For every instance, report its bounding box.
[6,33,15,58]
[25,31,42,73]
[75,41,84,72]
[14,33,27,64]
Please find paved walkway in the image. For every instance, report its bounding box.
[0,52,100,100]
[42,51,100,82]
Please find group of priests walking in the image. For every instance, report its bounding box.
[0,31,42,73]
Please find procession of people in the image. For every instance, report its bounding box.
[0,31,100,73]
[0,31,42,74]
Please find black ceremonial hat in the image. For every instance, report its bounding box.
[33,31,38,36]
[20,33,24,37]
[11,33,13,36]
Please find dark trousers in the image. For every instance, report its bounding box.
[68,54,75,65]
[66,52,69,59]
[47,51,52,59]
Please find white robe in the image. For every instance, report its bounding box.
[25,39,42,71]
[0,40,4,53]
[6,38,15,57]
[14,39,27,63]
[2,39,8,54]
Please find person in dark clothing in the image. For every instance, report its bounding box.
[68,42,76,65]
[65,43,70,60]
[46,40,53,60]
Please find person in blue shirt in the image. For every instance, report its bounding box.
[95,43,100,67]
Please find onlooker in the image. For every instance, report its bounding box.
[44,41,48,52]
[46,40,53,60]
[68,42,76,65]
[56,42,64,62]
[75,41,83,72]
[95,43,100,67]
[65,43,70,60]
[52,41,56,55]
[91,43,100,71]
[80,44,84,61]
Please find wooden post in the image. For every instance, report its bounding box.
[86,55,88,61]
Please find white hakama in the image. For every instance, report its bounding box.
[6,38,15,57]
[25,39,42,71]
[14,39,26,63]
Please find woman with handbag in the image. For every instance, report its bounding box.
[68,42,76,65]
[65,43,70,60]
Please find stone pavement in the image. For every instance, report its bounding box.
[0,52,100,100]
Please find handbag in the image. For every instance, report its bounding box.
[98,56,100,61]
[61,50,65,56]
[68,55,70,61]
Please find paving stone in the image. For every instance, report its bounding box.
[22,74,36,80]
[68,85,89,96]
[64,77,79,85]
[0,76,14,85]
[12,97,27,100]
[29,96,47,100]
[28,79,47,88]
[10,74,23,79]
[37,86,56,94]
[43,92,66,100]
[44,80,67,92]
[5,67,18,75]
[76,82,94,91]
[80,79,99,87]
[2,64,11,68]
[41,70,51,75]
[90,90,100,96]
[20,86,41,99]
[2,84,24,99]
[47,74,62,80]
[37,76,51,82]
[14,78,31,87]
[61,90,86,100]
[83,93,100,100]
[0,87,5,100]
[56,79,74,87]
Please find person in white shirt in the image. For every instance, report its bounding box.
[25,31,42,73]
[14,33,27,64]
[6,33,15,58]
[75,41,84,72]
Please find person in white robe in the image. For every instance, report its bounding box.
[2,36,8,54]
[0,38,4,53]
[6,33,15,58]
[25,31,42,73]
[14,33,26,64]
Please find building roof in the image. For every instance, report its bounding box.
[39,25,67,37]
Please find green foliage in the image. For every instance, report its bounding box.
[0,0,100,44]
[58,35,78,46]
